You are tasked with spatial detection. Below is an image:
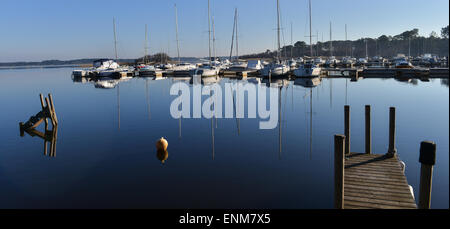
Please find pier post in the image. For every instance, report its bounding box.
[39,94,48,127]
[334,134,345,209]
[418,141,436,209]
[365,105,371,154]
[48,93,58,125]
[344,105,350,155]
[387,107,397,158]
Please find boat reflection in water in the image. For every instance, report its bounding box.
[293,77,322,159]
[294,77,322,88]
[261,78,292,159]
[72,75,133,89]
[189,75,221,85]
[394,77,419,85]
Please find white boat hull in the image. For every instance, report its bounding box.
[260,66,289,77]
[293,67,321,77]
[190,68,219,77]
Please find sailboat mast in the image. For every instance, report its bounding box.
[316,30,319,57]
[144,24,148,64]
[309,0,313,57]
[208,0,212,66]
[229,8,237,61]
[277,0,281,62]
[408,38,411,58]
[345,24,348,56]
[290,22,294,59]
[175,4,181,64]
[213,16,216,63]
[113,17,118,62]
[235,9,239,61]
[330,21,332,57]
[365,39,368,59]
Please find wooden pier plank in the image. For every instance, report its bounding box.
[343,153,417,209]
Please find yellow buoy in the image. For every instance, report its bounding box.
[156,137,168,151]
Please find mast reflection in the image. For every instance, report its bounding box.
[294,77,322,160]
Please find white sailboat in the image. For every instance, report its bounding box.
[226,8,249,72]
[261,0,289,78]
[98,17,135,78]
[192,0,219,77]
[172,4,196,76]
[294,0,321,78]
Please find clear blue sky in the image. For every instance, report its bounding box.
[0,0,448,62]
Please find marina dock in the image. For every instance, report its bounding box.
[343,153,416,209]
[321,67,448,79]
[334,106,437,209]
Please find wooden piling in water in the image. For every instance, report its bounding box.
[334,134,345,209]
[365,105,371,154]
[418,141,436,209]
[39,94,48,127]
[20,94,58,132]
[387,107,397,157]
[48,93,58,125]
[344,105,350,155]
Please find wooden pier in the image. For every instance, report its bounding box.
[343,153,416,209]
[334,105,437,209]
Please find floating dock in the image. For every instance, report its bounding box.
[320,67,448,79]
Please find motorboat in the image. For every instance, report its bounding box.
[287,59,298,70]
[260,62,290,77]
[227,61,248,71]
[139,65,162,76]
[395,60,414,69]
[72,59,120,77]
[356,57,368,66]
[191,64,220,77]
[325,56,339,67]
[393,54,414,69]
[246,60,264,72]
[172,63,197,75]
[293,60,321,77]
[313,57,324,66]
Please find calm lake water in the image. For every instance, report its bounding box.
[0,67,448,209]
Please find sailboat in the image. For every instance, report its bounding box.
[172,4,196,76]
[139,25,164,77]
[294,0,321,78]
[260,0,289,78]
[192,0,220,77]
[227,8,248,72]
[94,18,134,78]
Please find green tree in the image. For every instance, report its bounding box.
[430,31,438,38]
[441,25,449,39]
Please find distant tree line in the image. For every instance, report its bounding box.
[241,26,449,59]
[136,53,171,64]
[0,58,136,67]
